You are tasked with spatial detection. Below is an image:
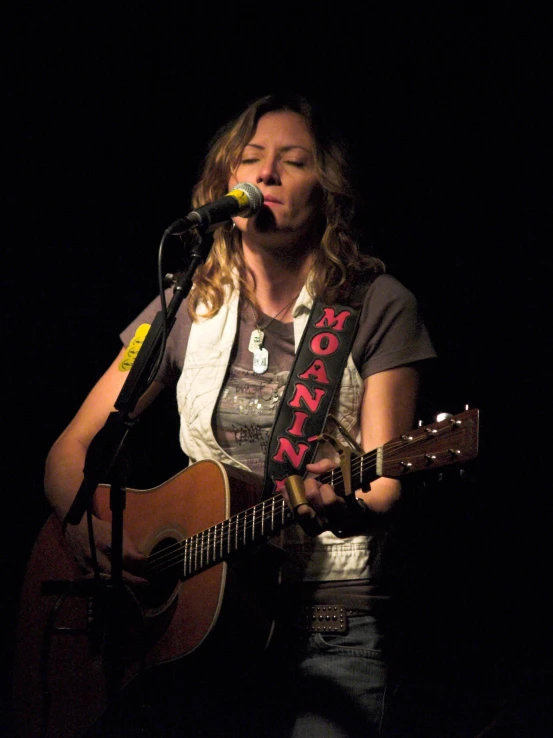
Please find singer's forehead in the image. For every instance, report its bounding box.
[243,111,314,154]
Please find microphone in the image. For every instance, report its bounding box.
[183,182,264,230]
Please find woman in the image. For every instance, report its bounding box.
[44,92,437,736]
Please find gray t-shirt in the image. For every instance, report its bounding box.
[121,273,437,475]
[121,274,437,609]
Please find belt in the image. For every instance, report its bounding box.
[301,605,367,634]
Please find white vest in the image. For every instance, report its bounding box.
[176,284,382,583]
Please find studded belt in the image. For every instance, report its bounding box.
[301,605,367,634]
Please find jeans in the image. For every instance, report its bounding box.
[256,612,391,738]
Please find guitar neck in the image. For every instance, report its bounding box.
[177,455,380,580]
[179,407,479,580]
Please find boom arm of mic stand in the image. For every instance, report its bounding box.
[63,232,212,529]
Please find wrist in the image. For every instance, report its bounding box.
[332,494,394,538]
[331,495,371,538]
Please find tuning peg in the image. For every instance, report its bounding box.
[435,412,453,422]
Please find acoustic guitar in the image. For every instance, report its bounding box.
[12,408,479,738]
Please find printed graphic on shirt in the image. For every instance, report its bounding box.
[213,314,295,478]
[215,366,290,477]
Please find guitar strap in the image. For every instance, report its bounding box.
[261,299,361,500]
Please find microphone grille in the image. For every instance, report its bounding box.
[233,182,264,216]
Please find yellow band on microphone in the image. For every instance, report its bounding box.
[228,187,250,211]
[118,323,150,371]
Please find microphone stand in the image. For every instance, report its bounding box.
[64,224,212,528]
[51,221,214,733]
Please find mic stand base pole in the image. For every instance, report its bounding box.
[55,224,215,732]
[103,454,127,704]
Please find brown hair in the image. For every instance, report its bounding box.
[187,92,385,320]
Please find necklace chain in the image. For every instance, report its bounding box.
[249,293,299,375]
[257,294,299,331]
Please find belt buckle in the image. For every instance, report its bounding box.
[303,605,347,634]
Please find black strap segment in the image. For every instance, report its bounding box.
[261,300,360,500]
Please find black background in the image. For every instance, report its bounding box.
[2,5,550,736]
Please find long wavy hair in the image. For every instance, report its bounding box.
[187,92,385,320]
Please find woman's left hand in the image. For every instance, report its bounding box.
[283,458,357,536]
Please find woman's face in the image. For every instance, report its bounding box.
[229,110,323,247]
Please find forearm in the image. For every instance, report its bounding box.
[44,433,90,521]
[42,346,151,522]
[44,428,148,581]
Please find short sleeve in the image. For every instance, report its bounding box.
[351,274,437,379]
[120,288,192,388]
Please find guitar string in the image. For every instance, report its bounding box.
[144,447,380,577]
[144,422,467,576]
[144,422,464,577]
[145,494,292,577]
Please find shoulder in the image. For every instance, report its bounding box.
[368,272,416,297]
[357,273,420,315]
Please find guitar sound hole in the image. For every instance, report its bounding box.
[143,536,181,614]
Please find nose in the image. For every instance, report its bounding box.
[256,156,281,185]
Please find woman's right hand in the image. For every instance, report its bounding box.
[63,514,149,585]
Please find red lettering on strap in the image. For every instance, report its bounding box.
[272,437,311,469]
[298,358,330,384]
[287,410,310,437]
[310,332,339,356]
[273,478,287,494]
[315,307,351,331]
[289,383,326,412]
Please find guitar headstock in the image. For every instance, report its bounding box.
[379,408,479,478]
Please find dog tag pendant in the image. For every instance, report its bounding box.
[253,347,269,374]
[249,328,264,353]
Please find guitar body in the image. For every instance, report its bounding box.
[12,408,480,738]
[13,460,280,738]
